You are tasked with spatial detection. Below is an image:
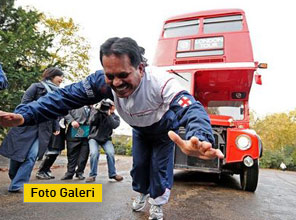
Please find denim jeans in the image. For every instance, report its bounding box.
[88,139,116,178]
[8,138,39,191]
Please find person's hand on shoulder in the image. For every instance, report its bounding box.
[168,130,224,160]
[0,111,24,127]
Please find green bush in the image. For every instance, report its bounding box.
[260,146,296,171]
[260,150,284,169]
[112,135,132,156]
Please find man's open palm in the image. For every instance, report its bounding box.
[168,130,224,160]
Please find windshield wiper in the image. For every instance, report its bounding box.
[170,69,188,82]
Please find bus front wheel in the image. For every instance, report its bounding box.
[240,160,259,192]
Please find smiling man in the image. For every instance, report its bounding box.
[0,37,223,220]
[103,53,143,98]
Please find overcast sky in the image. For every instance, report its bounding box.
[15,0,296,118]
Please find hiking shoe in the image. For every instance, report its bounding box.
[8,188,22,193]
[36,172,51,180]
[149,205,163,220]
[45,171,55,179]
[85,176,96,182]
[132,193,149,211]
[110,174,123,182]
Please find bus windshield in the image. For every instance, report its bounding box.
[207,101,244,120]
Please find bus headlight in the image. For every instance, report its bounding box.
[194,37,223,50]
[177,40,191,51]
[236,135,251,150]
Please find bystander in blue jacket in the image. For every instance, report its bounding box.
[0,64,8,90]
[0,67,64,192]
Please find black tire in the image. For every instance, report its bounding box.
[240,160,259,192]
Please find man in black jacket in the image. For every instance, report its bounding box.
[61,106,91,180]
[86,99,123,182]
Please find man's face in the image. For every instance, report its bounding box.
[102,54,144,98]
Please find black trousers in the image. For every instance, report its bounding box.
[38,154,58,173]
[65,139,89,176]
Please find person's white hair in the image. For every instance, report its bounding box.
[93,98,114,110]
[104,98,114,106]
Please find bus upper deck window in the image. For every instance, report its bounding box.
[204,15,243,34]
[164,20,199,38]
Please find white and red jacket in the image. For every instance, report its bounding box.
[15,69,214,144]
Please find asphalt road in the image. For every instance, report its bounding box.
[0,155,295,220]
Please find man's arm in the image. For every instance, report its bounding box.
[0,70,113,127]
[168,91,224,159]
[106,113,120,129]
[170,91,214,143]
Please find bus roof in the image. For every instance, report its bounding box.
[165,9,245,22]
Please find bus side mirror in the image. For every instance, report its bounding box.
[255,63,266,85]
[258,63,268,69]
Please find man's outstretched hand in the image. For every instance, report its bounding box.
[0,111,25,127]
[168,130,224,160]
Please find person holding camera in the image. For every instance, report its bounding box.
[86,99,123,182]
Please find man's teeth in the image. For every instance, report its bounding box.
[116,85,128,91]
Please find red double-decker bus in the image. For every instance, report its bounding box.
[153,9,267,192]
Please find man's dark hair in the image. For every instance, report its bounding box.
[100,37,147,68]
[42,67,64,81]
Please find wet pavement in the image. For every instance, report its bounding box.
[0,155,295,220]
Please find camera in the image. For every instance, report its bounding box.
[94,99,114,112]
[100,101,111,112]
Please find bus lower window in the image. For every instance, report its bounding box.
[204,15,243,34]
[176,50,223,58]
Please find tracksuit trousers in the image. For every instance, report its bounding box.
[130,129,174,205]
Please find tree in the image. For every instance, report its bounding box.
[252,111,296,151]
[251,109,296,170]
[0,1,91,140]
[0,1,53,112]
[40,15,90,82]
